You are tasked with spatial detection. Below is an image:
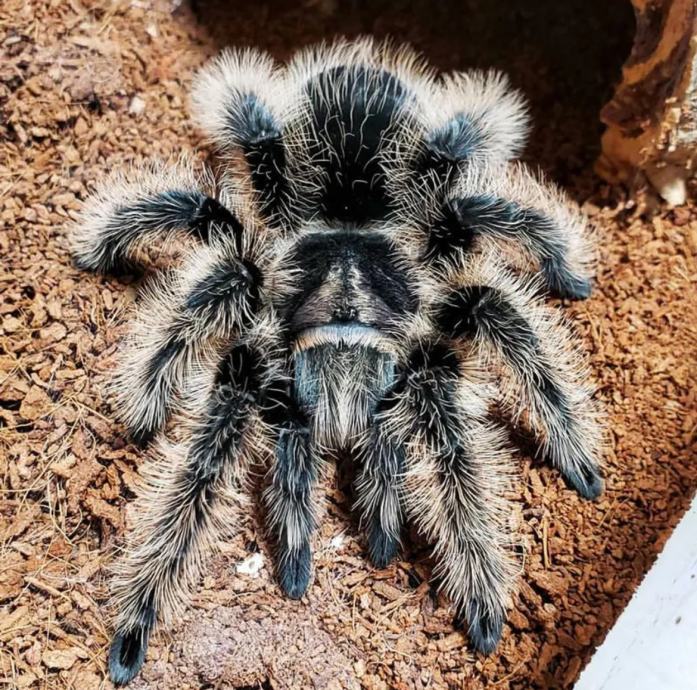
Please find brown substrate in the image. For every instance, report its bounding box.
[1,1,695,689]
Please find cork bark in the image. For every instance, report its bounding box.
[598,0,697,204]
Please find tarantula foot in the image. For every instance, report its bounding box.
[459,599,504,655]
[108,627,150,687]
[543,264,593,300]
[73,254,141,278]
[278,542,311,599]
[367,521,399,568]
[556,276,592,301]
[563,464,603,500]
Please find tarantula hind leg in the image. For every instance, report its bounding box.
[108,344,262,685]
[438,269,603,499]
[190,50,289,226]
[420,71,529,174]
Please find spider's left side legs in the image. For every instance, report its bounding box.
[427,163,594,300]
[109,343,265,685]
[419,70,529,175]
[437,260,603,499]
[393,344,516,653]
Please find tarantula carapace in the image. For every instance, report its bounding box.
[71,38,603,686]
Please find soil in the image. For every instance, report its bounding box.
[1,1,696,689]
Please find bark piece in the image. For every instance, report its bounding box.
[598,0,697,203]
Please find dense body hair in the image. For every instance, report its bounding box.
[71,37,603,686]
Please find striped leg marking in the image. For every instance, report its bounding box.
[397,344,515,654]
[113,242,260,445]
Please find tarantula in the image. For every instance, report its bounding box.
[71,38,603,686]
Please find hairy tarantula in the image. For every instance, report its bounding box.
[71,38,603,686]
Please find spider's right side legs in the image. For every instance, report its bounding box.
[354,399,406,568]
[264,414,318,599]
[71,159,242,274]
[108,343,265,686]
[261,372,324,599]
[379,344,516,654]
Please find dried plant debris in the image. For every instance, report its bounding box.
[1,1,695,689]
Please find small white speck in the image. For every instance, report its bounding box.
[128,96,146,116]
[236,552,264,577]
[329,534,346,550]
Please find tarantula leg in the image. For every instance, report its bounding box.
[262,390,317,599]
[108,604,155,687]
[428,163,594,300]
[191,50,290,226]
[434,197,591,299]
[71,160,243,274]
[355,409,406,568]
[114,242,261,445]
[109,345,261,685]
[438,275,603,499]
[395,343,515,654]
[418,70,529,178]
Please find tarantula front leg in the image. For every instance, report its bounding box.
[71,158,242,274]
[108,343,266,686]
[437,257,603,499]
[114,239,260,445]
[262,393,319,599]
[389,343,516,654]
[354,416,406,568]
[427,162,594,300]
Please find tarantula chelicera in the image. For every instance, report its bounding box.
[71,38,603,686]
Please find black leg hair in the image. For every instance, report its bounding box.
[108,343,266,685]
[390,343,515,654]
[263,394,318,599]
[437,259,603,499]
[354,397,406,568]
[422,70,529,168]
[113,241,261,445]
[71,160,243,274]
[431,196,591,299]
[426,163,594,300]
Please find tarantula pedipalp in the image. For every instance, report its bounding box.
[71,38,603,686]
